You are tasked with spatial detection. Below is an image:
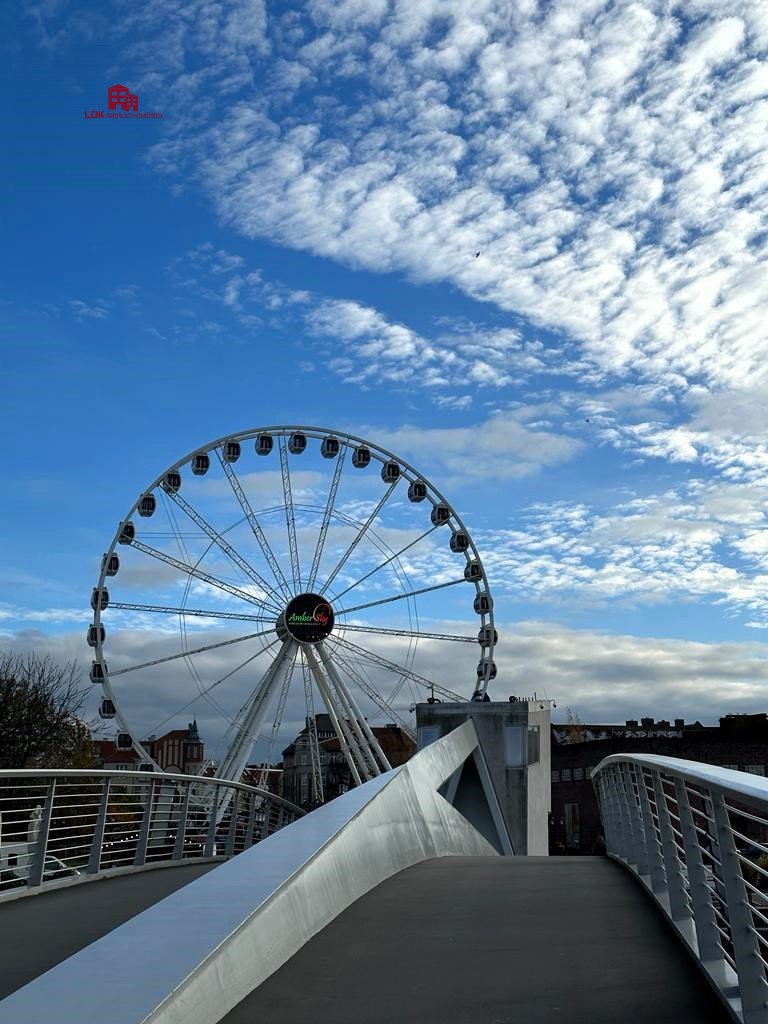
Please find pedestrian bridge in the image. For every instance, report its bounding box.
[0,722,765,1024]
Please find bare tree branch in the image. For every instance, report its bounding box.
[0,652,93,768]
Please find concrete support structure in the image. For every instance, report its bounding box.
[416,699,552,855]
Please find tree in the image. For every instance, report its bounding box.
[564,706,585,744]
[0,652,93,769]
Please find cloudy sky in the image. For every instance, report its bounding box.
[3,0,768,756]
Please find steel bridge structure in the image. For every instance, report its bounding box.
[1,725,766,1023]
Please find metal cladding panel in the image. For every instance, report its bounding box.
[0,721,502,1024]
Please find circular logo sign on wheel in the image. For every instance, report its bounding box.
[284,593,335,644]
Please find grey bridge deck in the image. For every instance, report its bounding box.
[226,856,729,1024]
[0,863,216,1001]
[1,857,731,1023]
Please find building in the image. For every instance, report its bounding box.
[93,720,204,775]
[550,713,768,854]
[416,698,552,855]
[282,714,416,808]
[242,764,283,798]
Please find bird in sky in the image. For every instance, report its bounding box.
[475,251,480,258]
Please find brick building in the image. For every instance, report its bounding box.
[550,713,768,854]
[94,720,204,775]
[282,714,416,808]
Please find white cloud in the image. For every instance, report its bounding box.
[70,299,109,320]
[495,619,768,725]
[129,0,768,400]
[5,617,768,748]
[479,479,768,626]
[373,411,583,482]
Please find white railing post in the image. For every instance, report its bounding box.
[637,768,666,896]
[712,792,768,1023]
[618,763,647,874]
[652,773,689,925]
[675,778,723,965]
[225,790,240,856]
[28,779,56,888]
[606,765,629,860]
[173,781,193,860]
[244,792,258,850]
[134,778,157,868]
[638,770,667,897]
[204,785,220,857]
[87,778,111,875]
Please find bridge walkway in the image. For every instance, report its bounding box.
[0,862,216,1001]
[224,856,731,1024]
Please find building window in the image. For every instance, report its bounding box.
[573,767,584,781]
[562,768,572,782]
[745,765,765,776]
[505,726,525,767]
[551,770,560,783]
[527,726,540,765]
[418,725,440,749]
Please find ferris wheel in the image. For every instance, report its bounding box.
[88,425,497,796]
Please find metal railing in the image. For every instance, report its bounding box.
[0,719,509,1024]
[594,755,768,1024]
[0,769,304,899]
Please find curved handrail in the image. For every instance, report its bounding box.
[593,754,768,1024]
[0,768,304,814]
[0,768,304,901]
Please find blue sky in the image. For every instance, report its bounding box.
[3,0,768,752]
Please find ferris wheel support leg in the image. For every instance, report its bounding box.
[215,641,296,821]
[318,643,391,774]
[322,665,377,779]
[300,652,325,805]
[303,646,366,785]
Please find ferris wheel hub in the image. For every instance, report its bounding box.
[276,592,335,645]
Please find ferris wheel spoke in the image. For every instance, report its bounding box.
[336,576,465,616]
[318,643,391,772]
[109,602,274,624]
[216,640,297,786]
[339,623,477,643]
[332,524,440,602]
[321,478,401,594]
[216,447,292,601]
[327,642,416,741]
[127,537,279,613]
[147,635,282,737]
[330,634,465,702]
[109,627,276,678]
[306,445,347,593]
[278,434,302,593]
[257,647,296,788]
[164,487,284,608]
[303,645,366,784]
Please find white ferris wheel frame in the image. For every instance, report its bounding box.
[90,425,497,787]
